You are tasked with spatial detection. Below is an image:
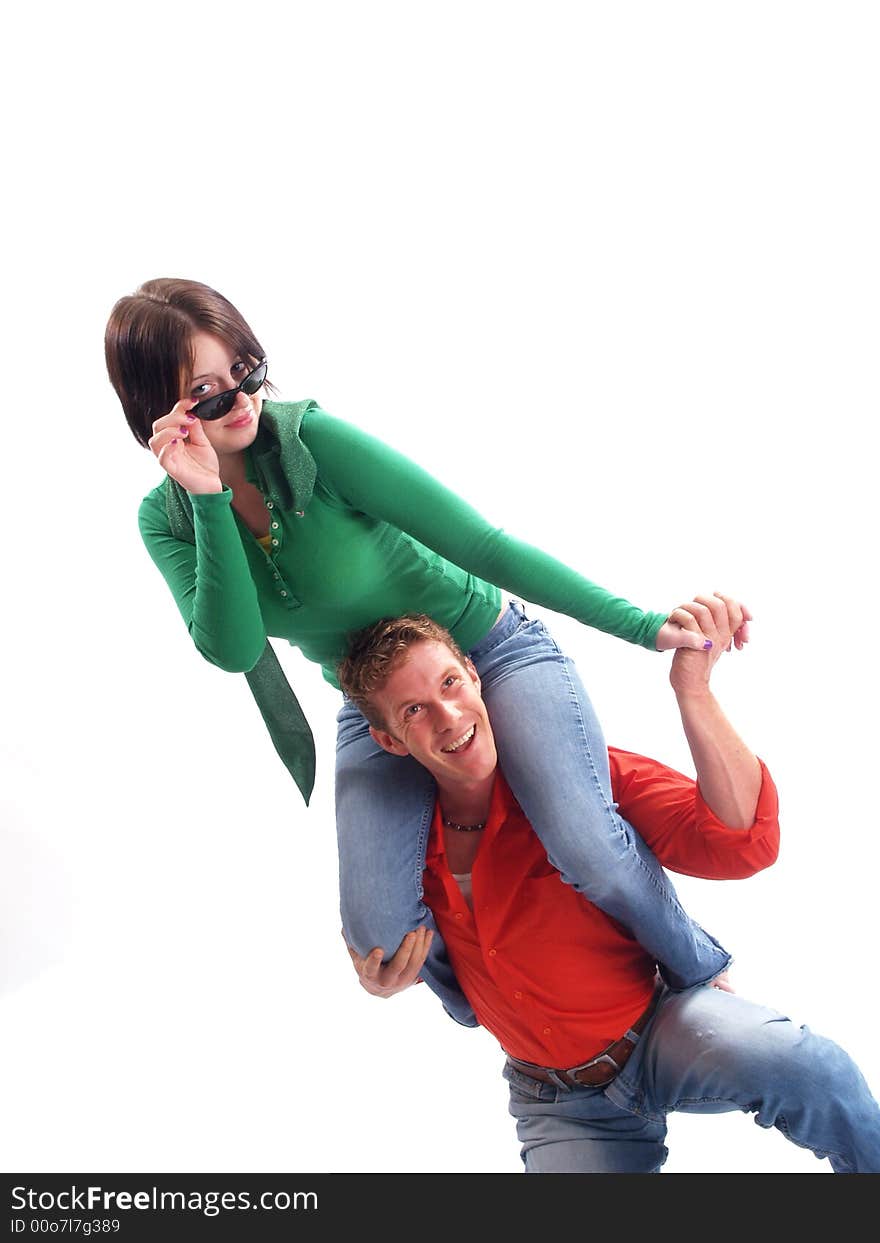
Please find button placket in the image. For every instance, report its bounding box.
[260,499,302,608]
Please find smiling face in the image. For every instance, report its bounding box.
[186,330,264,456]
[369,640,498,795]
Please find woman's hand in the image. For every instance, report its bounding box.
[656,593,752,652]
[148,400,223,494]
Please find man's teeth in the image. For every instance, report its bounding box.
[442,725,475,753]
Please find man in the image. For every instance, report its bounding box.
[337,594,880,1173]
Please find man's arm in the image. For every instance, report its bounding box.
[669,593,762,829]
[610,593,779,880]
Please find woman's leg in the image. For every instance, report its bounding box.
[335,697,477,1025]
[473,602,730,989]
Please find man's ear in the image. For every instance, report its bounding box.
[464,657,482,692]
[369,724,410,757]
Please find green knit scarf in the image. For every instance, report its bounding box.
[164,400,319,805]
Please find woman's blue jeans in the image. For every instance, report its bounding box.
[335,601,730,1024]
[504,984,880,1173]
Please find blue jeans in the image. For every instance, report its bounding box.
[504,983,880,1172]
[335,601,730,1024]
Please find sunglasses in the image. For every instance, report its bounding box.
[190,358,268,421]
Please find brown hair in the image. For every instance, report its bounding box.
[338,615,467,730]
[104,277,271,447]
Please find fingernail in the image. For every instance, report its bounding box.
[180,427,188,436]
[171,438,178,445]
[703,640,713,650]
[186,413,196,421]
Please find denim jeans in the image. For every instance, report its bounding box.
[335,601,730,1025]
[504,983,880,1172]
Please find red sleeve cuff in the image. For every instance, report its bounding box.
[692,758,780,875]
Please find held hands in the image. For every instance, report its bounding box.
[147,400,223,494]
[657,592,751,654]
[344,927,433,999]
[668,593,749,697]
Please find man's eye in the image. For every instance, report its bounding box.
[404,705,421,718]
[443,676,459,688]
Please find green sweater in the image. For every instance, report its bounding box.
[138,404,666,692]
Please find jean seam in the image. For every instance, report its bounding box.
[413,775,437,903]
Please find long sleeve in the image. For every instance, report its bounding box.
[609,747,780,880]
[138,486,267,672]
[303,410,667,650]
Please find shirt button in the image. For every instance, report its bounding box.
[271,539,279,547]
[266,500,274,510]
[454,912,463,920]
[543,1027,552,1035]
[271,521,279,530]
[514,991,523,1000]
[488,948,497,957]
[280,591,287,597]
[273,573,280,580]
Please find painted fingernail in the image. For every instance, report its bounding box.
[180,427,188,436]
[186,413,196,421]
[171,438,178,445]
[703,640,713,650]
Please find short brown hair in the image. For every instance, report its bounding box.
[338,615,467,730]
[105,277,271,447]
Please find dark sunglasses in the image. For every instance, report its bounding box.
[191,358,268,421]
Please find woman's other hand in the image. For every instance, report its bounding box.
[148,399,223,494]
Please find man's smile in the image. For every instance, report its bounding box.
[441,724,476,753]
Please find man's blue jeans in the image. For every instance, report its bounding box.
[336,601,730,1024]
[504,984,880,1172]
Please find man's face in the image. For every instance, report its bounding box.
[369,641,498,790]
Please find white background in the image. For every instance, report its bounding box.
[1,1,877,1174]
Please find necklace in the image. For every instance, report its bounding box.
[442,815,486,833]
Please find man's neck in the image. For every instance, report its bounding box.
[435,769,497,827]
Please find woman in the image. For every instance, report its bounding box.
[105,277,741,1019]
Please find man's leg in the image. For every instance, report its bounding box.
[611,985,880,1173]
[504,1063,669,1173]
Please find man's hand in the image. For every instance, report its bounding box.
[711,970,736,993]
[669,593,751,697]
[344,927,433,999]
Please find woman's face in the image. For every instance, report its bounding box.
[186,331,264,456]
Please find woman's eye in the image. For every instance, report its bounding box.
[192,382,212,397]
[231,361,247,376]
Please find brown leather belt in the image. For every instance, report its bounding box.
[506,989,662,1090]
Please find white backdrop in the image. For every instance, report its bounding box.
[1,1,877,1174]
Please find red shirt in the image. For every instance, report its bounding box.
[422,748,780,1068]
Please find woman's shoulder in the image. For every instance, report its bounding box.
[138,478,171,533]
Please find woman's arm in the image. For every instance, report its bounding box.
[138,487,267,673]
[303,409,667,649]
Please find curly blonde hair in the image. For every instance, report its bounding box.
[338,615,466,730]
